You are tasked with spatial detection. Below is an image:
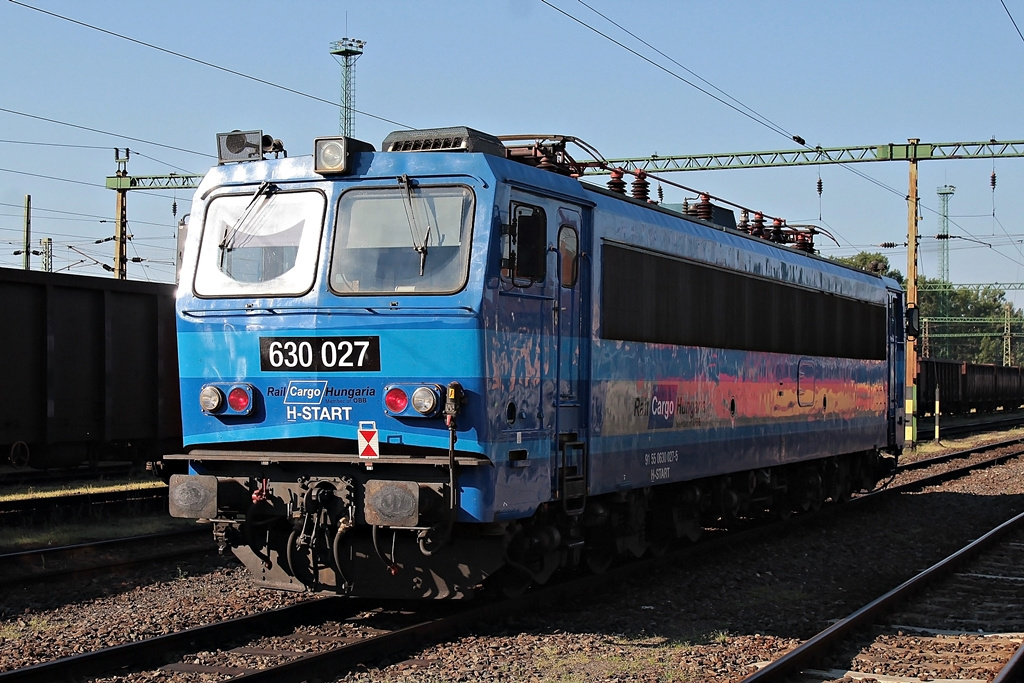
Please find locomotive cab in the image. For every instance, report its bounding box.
[168,128,530,598]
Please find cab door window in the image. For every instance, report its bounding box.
[557,225,578,288]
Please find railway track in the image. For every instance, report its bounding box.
[0,485,167,524]
[0,527,211,586]
[917,409,1024,442]
[0,462,136,487]
[740,510,1024,682]
[2,435,1021,681]
[0,574,599,682]
[895,433,1024,479]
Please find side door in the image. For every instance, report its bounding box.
[888,288,906,448]
[553,206,589,514]
[502,192,591,513]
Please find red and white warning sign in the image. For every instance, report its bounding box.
[357,421,380,459]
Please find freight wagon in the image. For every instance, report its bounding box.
[918,358,1024,415]
[0,267,180,468]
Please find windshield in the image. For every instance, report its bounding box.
[329,185,474,294]
[194,189,325,296]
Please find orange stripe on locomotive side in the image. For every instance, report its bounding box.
[599,364,886,437]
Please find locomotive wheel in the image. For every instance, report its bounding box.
[8,442,29,469]
[584,545,614,574]
[833,471,852,503]
[647,536,672,558]
[679,516,703,542]
[491,566,533,598]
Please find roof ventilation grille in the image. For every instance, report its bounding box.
[381,126,506,157]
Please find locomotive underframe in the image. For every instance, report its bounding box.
[169,447,894,599]
[169,453,505,598]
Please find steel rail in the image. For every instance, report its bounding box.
[993,635,1024,683]
[0,463,134,486]
[0,597,350,683]
[739,509,1024,682]
[896,434,1024,473]
[0,527,210,586]
[0,486,166,514]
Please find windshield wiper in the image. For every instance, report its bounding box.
[219,181,277,267]
[397,174,431,276]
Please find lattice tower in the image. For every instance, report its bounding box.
[937,185,955,283]
[330,38,365,136]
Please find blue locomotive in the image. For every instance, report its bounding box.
[167,127,906,598]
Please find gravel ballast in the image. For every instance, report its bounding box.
[1,437,1022,682]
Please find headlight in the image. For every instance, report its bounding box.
[199,386,224,413]
[314,136,375,174]
[315,138,347,173]
[411,386,439,414]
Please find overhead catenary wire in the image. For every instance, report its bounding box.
[0,165,192,204]
[0,209,177,230]
[537,0,916,247]
[1,136,200,174]
[0,106,211,158]
[1001,0,1024,45]
[539,0,798,143]
[573,0,798,144]
[0,138,112,151]
[542,0,1024,260]
[8,0,416,131]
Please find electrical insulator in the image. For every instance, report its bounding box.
[880,242,898,249]
[935,234,950,240]
[816,177,823,196]
[991,171,996,190]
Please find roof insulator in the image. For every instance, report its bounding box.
[737,209,750,233]
[751,212,766,238]
[607,168,627,194]
[630,170,650,201]
[696,194,713,221]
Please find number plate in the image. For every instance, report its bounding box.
[259,336,381,372]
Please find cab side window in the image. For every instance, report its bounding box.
[504,203,547,284]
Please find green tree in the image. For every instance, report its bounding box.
[918,279,1017,364]
[834,251,1022,364]
[832,252,904,284]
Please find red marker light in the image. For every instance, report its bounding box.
[385,387,408,413]
[228,387,251,412]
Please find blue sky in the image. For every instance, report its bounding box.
[3,0,1024,306]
